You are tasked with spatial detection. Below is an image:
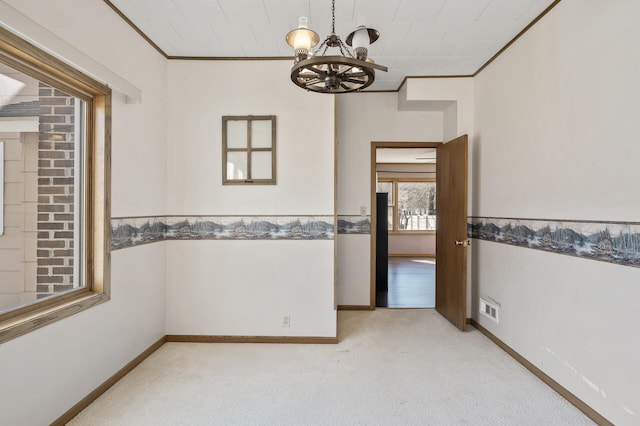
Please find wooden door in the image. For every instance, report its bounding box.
[436,135,468,331]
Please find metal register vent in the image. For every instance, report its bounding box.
[480,298,499,323]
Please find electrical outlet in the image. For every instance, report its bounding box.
[360,206,367,216]
[282,315,290,328]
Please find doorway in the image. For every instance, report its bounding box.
[370,137,469,330]
[371,142,440,309]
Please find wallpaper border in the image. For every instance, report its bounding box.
[469,216,640,268]
[114,214,640,268]
[112,215,335,250]
[337,215,371,234]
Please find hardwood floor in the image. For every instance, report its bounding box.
[376,257,435,308]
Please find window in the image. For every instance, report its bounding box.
[0,27,110,344]
[222,115,276,184]
[376,181,394,231]
[377,179,435,233]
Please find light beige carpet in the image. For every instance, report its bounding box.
[69,310,594,425]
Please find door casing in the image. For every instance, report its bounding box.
[370,141,442,308]
[370,137,468,332]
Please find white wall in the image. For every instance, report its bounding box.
[336,234,371,305]
[402,77,474,141]
[473,1,640,424]
[165,60,336,337]
[401,78,475,317]
[389,234,435,256]
[0,0,168,424]
[167,240,335,336]
[336,92,442,306]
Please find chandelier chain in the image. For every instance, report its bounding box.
[331,0,336,34]
[337,39,347,57]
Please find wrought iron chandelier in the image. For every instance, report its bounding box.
[285,0,388,93]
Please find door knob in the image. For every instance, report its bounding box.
[455,240,471,247]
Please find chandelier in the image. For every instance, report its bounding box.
[285,0,388,93]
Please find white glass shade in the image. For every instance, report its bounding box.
[286,17,319,52]
[294,29,314,50]
[352,26,370,50]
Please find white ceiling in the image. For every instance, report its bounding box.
[377,148,436,164]
[107,0,557,91]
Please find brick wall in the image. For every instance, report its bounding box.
[36,83,76,297]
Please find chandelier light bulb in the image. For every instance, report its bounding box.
[286,16,319,61]
[293,32,312,51]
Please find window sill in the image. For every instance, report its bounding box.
[0,292,109,345]
[389,231,436,235]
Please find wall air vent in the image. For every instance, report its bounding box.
[480,297,499,323]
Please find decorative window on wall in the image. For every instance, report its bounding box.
[222,115,276,185]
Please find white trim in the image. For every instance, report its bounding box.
[0,0,142,104]
[73,98,82,287]
[0,117,38,132]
